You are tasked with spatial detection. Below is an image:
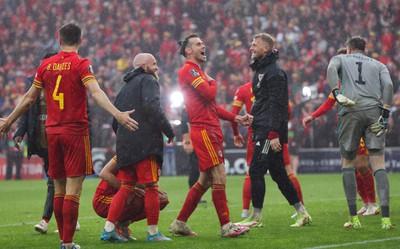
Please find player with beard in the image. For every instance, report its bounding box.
[169,34,252,237]
[100,53,175,242]
[243,33,311,228]
[231,82,305,223]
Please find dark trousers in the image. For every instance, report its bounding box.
[41,153,54,221]
[188,152,199,188]
[249,139,299,209]
[6,151,23,180]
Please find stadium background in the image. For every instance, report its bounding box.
[1,0,400,179]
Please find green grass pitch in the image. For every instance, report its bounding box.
[1,173,400,249]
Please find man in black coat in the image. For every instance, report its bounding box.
[238,33,311,228]
[101,53,175,242]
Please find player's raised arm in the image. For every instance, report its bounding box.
[0,86,41,140]
[85,80,138,131]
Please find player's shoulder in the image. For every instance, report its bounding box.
[179,62,202,79]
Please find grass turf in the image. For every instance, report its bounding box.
[1,173,399,249]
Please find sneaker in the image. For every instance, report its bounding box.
[381,217,395,229]
[55,221,81,233]
[363,203,380,216]
[116,226,137,241]
[290,213,312,227]
[234,217,263,228]
[34,220,48,234]
[169,219,197,236]
[357,204,368,215]
[221,223,249,237]
[100,228,128,243]
[343,216,361,228]
[147,232,172,242]
[60,242,81,249]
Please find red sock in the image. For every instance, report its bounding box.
[107,184,135,223]
[288,173,304,204]
[356,170,368,204]
[212,184,230,226]
[145,185,160,225]
[177,182,206,222]
[362,169,376,203]
[242,174,252,210]
[42,217,49,223]
[62,195,79,244]
[54,193,65,240]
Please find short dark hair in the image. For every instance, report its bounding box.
[345,36,366,51]
[337,47,347,55]
[178,33,199,57]
[59,23,81,46]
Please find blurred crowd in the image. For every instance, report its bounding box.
[1,0,400,153]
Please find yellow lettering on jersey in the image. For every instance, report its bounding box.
[53,75,64,109]
[52,62,71,71]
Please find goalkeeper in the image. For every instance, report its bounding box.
[325,36,393,229]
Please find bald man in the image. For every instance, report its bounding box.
[100,53,175,242]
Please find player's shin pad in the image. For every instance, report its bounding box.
[332,88,355,107]
[370,107,390,137]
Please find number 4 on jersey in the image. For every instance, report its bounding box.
[53,75,64,109]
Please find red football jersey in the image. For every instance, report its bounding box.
[178,61,234,130]
[94,155,118,198]
[232,81,254,114]
[33,51,95,135]
[231,82,254,136]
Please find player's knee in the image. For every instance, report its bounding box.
[368,148,384,156]
[340,147,357,161]
[121,183,137,193]
[159,191,169,204]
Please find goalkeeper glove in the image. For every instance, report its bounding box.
[332,87,355,107]
[370,107,390,137]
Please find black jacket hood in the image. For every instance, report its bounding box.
[123,67,146,83]
[250,49,279,71]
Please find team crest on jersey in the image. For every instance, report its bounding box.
[256,74,264,88]
[88,65,94,74]
[189,69,200,77]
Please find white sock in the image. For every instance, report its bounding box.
[242,209,249,218]
[294,202,307,215]
[148,225,158,236]
[105,221,115,232]
[251,209,262,221]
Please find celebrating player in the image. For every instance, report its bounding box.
[0,23,138,249]
[231,81,305,224]
[93,155,169,241]
[170,34,252,237]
